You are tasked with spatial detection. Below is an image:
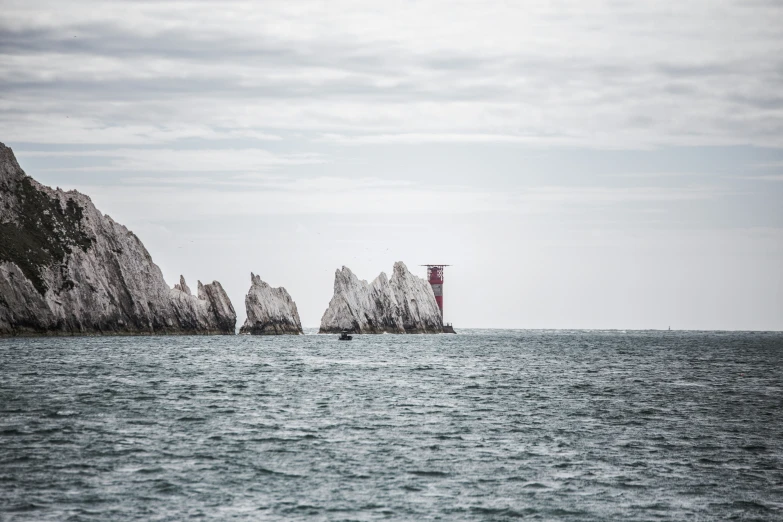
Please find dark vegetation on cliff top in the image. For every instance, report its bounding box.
[0,177,93,295]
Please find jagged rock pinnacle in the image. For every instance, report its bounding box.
[240,274,303,335]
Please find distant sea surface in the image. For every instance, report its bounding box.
[1,330,782,521]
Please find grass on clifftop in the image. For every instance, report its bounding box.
[0,177,93,295]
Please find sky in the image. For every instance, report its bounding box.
[2,0,782,330]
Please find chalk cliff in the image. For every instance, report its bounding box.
[239,273,303,335]
[0,142,236,336]
[319,262,443,334]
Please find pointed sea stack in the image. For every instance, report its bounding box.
[389,261,443,333]
[0,142,236,336]
[169,275,237,334]
[239,273,303,335]
[319,262,443,334]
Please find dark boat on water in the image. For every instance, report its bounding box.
[338,330,353,341]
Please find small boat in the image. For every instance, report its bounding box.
[338,330,353,341]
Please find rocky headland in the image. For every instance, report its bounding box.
[239,273,303,335]
[319,261,443,334]
[0,142,236,336]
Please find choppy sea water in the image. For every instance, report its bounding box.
[1,330,782,521]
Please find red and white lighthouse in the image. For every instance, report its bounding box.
[422,264,449,317]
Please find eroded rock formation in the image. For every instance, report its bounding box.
[319,261,443,334]
[0,142,236,336]
[389,261,444,333]
[239,273,303,335]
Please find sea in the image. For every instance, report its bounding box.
[1,330,781,521]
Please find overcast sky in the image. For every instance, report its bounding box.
[2,0,782,330]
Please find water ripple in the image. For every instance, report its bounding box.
[0,330,781,520]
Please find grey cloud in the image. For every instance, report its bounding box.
[728,94,783,110]
[0,76,516,107]
[662,83,699,97]
[0,24,299,62]
[655,63,740,79]
[1,0,781,148]
[0,22,431,78]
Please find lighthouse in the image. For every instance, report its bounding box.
[422,264,455,332]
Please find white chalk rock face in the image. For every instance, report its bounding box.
[0,142,236,336]
[169,277,237,334]
[389,261,444,334]
[239,273,303,335]
[319,262,443,334]
[319,268,405,334]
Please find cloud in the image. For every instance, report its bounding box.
[19,148,324,172]
[0,0,781,148]
[116,175,415,191]
[318,133,567,145]
[601,171,712,179]
[753,161,783,169]
[65,179,731,223]
[742,175,783,181]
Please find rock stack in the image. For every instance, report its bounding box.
[319,261,443,334]
[239,273,303,335]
